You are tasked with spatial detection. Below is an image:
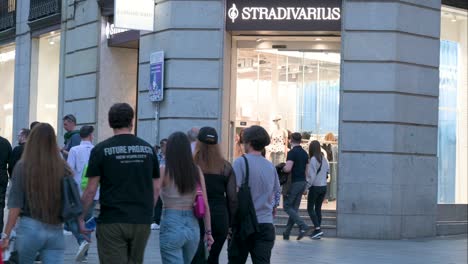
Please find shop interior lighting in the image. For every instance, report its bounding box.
[256,38,264,42]
[451,15,457,22]
[0,50,15,63]
[3,103,13,110]
[48,35,60,45]
[315,38,323,41]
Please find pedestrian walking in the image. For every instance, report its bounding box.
[229,125,280,264]
[66,125,97,262]
[281,132,312,240]
[8,128,30,176]
[187,127,199,154]
[158,132,214,264]
[307,140,330,239]
[61,114,81,159]
[0,134,12,233]
[78,103,160,264]
[192,127,238,264]
[1,123,72,263]
[152,138,167,231]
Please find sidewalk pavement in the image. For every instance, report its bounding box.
[64,231,467,264]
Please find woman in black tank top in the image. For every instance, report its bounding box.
[192,127,238,264]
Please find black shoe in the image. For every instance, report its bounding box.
[310,229,324,239]
[297,228,312,240]
[283,232,290,240]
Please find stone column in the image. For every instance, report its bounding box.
[12,0,32,145]
[58,0,101,138]
[338,0,441,239]
[137,0,225,145]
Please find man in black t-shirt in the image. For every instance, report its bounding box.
[0,135,11,233]
[79,103,160,264]
[282,132,311,240]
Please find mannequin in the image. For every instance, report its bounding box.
[269,115,288,165]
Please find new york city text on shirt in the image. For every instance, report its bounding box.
[104,145,153,164]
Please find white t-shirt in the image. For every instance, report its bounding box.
[307,155,329,187]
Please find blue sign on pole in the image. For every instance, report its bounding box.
[149,51,164,102]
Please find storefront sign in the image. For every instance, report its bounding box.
[105,23,130,39]
[114,0,154,31]
[149,51,164,102]
[226,0,342,31]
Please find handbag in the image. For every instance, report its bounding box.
[193,184,206,219]
[62,176,83,222]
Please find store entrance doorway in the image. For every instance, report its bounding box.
[230,37,341,210]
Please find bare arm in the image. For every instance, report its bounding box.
[283,160,294,173]
[78,176,99,240]
[198,168,214,248]
[3,208,20,237]
[155,166,166,207]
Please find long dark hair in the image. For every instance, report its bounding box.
[164,132,198,194]
[22,123,72,225]
[309,140,323,163]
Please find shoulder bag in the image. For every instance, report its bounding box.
[62,176,83,222]
[236,155,260,240]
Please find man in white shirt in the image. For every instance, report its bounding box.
[187,127,199,154]
[66,126,97,262]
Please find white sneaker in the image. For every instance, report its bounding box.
[75,241,90,262]
[151,223,160,230]
[63,230,72,235]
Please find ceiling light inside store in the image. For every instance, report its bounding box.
[315,38,323,41]
[256,38,263,42]
[0,50,15,63]
[3,103,12,110]
[451,15,457,22]
[45,104,57,109]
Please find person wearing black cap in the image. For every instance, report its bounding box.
[192,127,238,264]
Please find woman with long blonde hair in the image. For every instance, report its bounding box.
[192,127,237,264]
[1,123,73,263]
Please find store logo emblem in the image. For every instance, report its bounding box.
[228,4,239,23]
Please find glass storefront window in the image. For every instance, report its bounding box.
[0,45,15,143]
[30,32,61,131]
[438,7,468,204]
[233,43,340,204]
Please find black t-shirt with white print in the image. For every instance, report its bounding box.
[86,134,159,224]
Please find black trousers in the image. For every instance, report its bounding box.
[307,186,327,228]
[228,224,275,264]
[0,173,8,232]
[152,197,163,224]
[192,206,229,264]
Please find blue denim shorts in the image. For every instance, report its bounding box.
[159,209,200,264]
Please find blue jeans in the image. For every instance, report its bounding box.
[160,209,200,264]
[15,217,65,264]
[283,181,308,234]
[66,200,97,246]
